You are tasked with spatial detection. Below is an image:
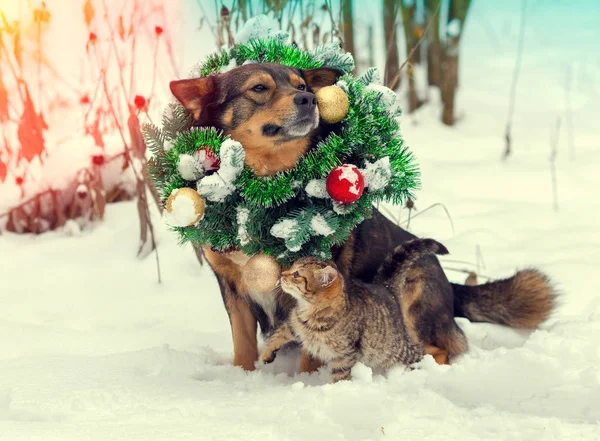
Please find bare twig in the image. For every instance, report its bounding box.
[0,36,26,104]
[550,116,561,212]
[387,1,441,89]
[379,205,399,224]
[150,31,160,99]
[383,1,400,88]
[0,189,53,219]
[399,202,455,234]
[36,14,42,110]
[405,198,414,231]
[565,65,575,161]
[195,0,219,46]
[439,258,480,267]
[443,266,491,281]
[475,244,486,272]
[324,0,341,43]
[100,0,132,104]
[503,0,528,161]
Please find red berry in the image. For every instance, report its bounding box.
[80,95,90,104]
[325,164,364,204]
[91,154,105,166]
[154,26,163,36]
[89,32,97,43]
[134,95,146,110]
[15,176,24,185]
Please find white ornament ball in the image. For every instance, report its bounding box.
[165,187,205,227]
[243,254,281,293]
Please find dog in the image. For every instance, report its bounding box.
[169,63,557,371]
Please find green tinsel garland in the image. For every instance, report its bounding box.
[145,33,419,266]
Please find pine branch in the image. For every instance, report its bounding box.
[141,122,165,157]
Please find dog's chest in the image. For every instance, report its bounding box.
[223,251,279,325]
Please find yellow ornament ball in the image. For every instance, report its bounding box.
[165,187,205,227]
[316,85,349,124]
[243,254,281,293]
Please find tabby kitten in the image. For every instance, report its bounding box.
[261,238,449,382]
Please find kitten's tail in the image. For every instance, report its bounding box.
[376,238,449,286]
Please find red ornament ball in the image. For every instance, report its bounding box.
[326,164,365,204]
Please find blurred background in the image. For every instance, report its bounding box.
[1,0,598,236]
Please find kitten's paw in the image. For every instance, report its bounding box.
[261,350,276,364]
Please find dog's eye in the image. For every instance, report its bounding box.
[292,271,300,278]
[297,84,306,91]
[251,85,268,93]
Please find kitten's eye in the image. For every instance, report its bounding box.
[251,84,268,93]
[297,84,306,91]
[292,271,300,278]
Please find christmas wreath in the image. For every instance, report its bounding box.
[144,17,419,266]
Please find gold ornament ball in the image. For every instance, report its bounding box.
[165,187,205,227]
[243,254,281,293]
[316,86,349,124]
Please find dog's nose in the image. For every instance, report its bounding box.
[294,92,317,109]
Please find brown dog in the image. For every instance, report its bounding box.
[170,63,556,371]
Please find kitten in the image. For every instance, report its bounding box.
[261,238,449,382]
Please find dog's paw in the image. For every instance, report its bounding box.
[261,350,276,364]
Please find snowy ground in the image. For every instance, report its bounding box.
[2,1,600,440]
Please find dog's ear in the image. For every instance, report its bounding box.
[303,68,343,91]
[169,76,219,121]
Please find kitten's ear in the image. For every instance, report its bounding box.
[303,68,343,91]
[169,76,220,121]
[319,265,338,288]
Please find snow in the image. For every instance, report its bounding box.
[177,153,204,181]
[270,219,300,248]
[234,15,290,46]
[75,183,88,196]
[310,41,355,73]
[332,201,352,215]
[357,67,382,87]
[364,84,400,114]
[310,213,335,236]
[237,207,251,246]
[362,156,392,191]
[350,362,374,384]
[336,79,349,93]
[2,1,600,439]
[196,139,245,202]
[219,58,239,73]
[305,178,329,199]
[447,18,462,38]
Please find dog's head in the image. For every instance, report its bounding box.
[170,63,342,176]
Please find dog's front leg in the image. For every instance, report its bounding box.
[224,293,258,371]
[300,350,322,373]
[205,245,258,372]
